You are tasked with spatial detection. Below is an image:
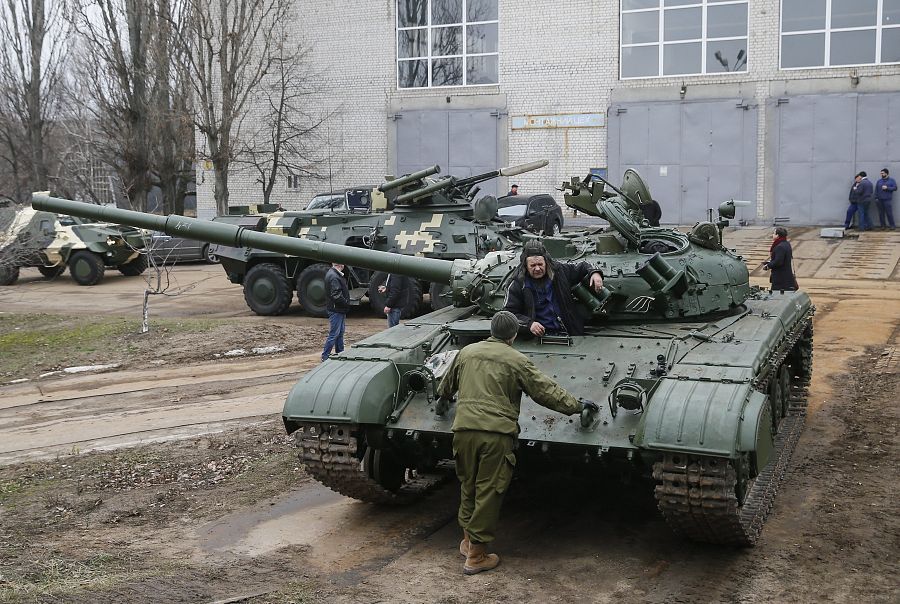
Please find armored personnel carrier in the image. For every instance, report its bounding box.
[32,171,814,545]
[210,162,545,317]
[0,202,147,286]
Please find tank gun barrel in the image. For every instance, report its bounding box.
[379,165,441,192]
[31,194,456,285]
[455,159,549,190]
[395,178,455,204]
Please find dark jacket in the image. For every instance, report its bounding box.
[850,178,874,203]
[765,240,797,292]
[503,261,602,336]
[384,273,410,308]
[325,267,350,313]
[875,177,897,201]
[641,200,662,226]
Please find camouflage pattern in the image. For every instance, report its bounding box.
[210,163,546,317]
[0,202,147,286]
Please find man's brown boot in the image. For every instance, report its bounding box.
[463,542,500,575]
[459,531,470,558]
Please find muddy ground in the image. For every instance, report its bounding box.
[1,257,898,603]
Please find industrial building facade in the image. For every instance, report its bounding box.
[196,0,900,225]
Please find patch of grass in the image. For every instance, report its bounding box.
[0,314,218,378]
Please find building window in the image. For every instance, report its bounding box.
[286,174,301,189]
[620,0,749,79]
[397,0,499,88]
[781,0,900,69]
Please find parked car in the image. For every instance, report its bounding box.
[304,187,387,212]
[497,193,564,235]
[148,231,218,264]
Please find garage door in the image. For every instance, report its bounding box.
[771,92,900,225]
[393,109,501,196]
[608,99,758,224]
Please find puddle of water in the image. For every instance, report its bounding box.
[199,483,355,556]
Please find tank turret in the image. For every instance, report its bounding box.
[32,169,815,547]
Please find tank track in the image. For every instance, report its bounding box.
[293,423,449,504]
[652,313,814,546]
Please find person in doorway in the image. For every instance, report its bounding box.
[436,310,598,575]
[507,184,518,196]
[875,168,897,229]
[763,227,797,292]
[846,171,874,231]
[503,240,604,337]
[321,263,349,361]
[377,248,410,327]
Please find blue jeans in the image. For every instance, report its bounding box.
[387,307,402,328]
[322,311,345,360]
[845,202,872,230]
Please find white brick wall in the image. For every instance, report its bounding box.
[197,0,900,221]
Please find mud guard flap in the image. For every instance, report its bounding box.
[738,390,774,474]
[283,360,398,425]
[634,378,760,459]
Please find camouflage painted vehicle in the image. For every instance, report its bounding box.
[0,201,147,286]
[32,172,814,545]
[210,162,546,317]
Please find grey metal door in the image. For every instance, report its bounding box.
[394,109,501,196]
[609,99,758,224]
[772,92,900,224]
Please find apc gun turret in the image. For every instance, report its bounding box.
[33,169,814,546]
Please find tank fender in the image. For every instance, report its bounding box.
[634,378,760,458]
[284,360,399,427]
[738,390,774,473]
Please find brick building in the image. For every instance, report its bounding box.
[196,0,900,225]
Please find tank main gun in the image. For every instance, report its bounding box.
[34,165,753,322]
[380,159,549,206]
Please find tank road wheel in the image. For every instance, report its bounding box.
[38,265,65,279]
[296,263,330,318]
[68,251,105,286]
[0,265,20,286]
[368,271,422,318]
[118,255,148,276]
[293,423,449,504]
[429,281,452,310]
[243,263,292,316]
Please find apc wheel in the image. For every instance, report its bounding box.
[0,265,20,286]
[369,271,422,318]
[296,263,330,318]
[118,255,148,276]
[429,281,452,310]
[38,265,65,279]
[202,244,219,264]
[243,263,292,315]
[68,251,105,286]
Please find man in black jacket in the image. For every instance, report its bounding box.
[640,198,662,227]
[503,240,604,337]
[378,248,410,327]
[322,263,350,361]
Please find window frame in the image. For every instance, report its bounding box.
[779,0,900,70]
[396,0,500,89]
[619,0,750,80]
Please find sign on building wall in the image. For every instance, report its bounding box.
[511,113,605,130]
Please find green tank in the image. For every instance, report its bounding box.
[210,161,546,317]
[0,201,147,286]
[32,172,814,546]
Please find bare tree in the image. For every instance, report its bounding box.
[235,26,333,204]
[0,0,67,201]
[187,0,291,215]
[68,0,153,211]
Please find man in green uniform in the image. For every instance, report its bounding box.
[437,310,598,575]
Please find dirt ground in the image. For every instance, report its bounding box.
[1,242,899,603]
